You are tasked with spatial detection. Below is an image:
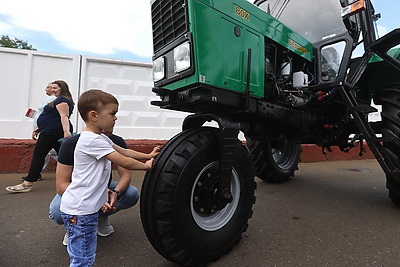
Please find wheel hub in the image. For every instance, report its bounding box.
[192,169,222,215]
[190,161,241,231]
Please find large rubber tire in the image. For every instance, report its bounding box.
[247,138,301,183]
[379,86,400,205]
[140,127,256,266]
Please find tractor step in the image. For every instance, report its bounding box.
[353,105,378,114]
[338,86,397,177]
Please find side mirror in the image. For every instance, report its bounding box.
[320,41,346,81]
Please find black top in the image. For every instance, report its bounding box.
[57,133,127,185]
[37,96,74,133]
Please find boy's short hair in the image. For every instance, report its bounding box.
[78,89,119,121]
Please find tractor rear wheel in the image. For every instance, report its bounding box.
[378,86,400,205]
[140,127,256,266]
[247,138,301,183]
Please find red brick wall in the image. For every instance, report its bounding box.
[0,139,374,173]
[0,139,167,173]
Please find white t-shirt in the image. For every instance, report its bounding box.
[60,131,115,215]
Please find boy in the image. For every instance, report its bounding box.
[60,89,156,266]
[50,126,160,245]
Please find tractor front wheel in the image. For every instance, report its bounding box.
[140,127,256,266]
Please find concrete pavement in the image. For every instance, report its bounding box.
[1,159,400,266]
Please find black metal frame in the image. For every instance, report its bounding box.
[182,114,242,209]
[333,0,400,179]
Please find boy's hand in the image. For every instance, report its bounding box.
[101,189,117,213]
[145,158,155,169]
[149,146,162,158]
[101,202,115,213]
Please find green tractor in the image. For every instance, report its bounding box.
[141,0,400,265]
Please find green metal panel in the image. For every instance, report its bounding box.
[191,0,264,97]
[163,0,313,98]
[208,0,313,61]
[369,48,400,63]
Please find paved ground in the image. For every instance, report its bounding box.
[1,159,400,266]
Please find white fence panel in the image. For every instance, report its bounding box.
[78,56,189,139]
[0,48,81,138]
[0,48,188,140]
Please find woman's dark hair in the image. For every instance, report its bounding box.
[53,80,74,105]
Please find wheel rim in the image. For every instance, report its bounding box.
[191,161,240,231]
[271,140,298,170]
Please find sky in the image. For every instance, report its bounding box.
[0,0,398,63]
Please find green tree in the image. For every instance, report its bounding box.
[0,35,37,50]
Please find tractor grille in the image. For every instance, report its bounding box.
[151,0,188,53]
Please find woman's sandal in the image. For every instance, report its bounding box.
[5,182,33,193]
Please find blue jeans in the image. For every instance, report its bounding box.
[61,212,98,267]
[49,182,140,225]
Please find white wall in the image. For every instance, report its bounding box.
[0,47,188,140]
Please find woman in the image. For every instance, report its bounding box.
[6,80,75,193]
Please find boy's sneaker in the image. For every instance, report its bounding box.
[63,232,68,246]
[98,215,114,237]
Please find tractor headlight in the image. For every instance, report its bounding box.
[153,57,165,82]
[174,41,191,73]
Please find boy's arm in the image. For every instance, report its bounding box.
[112,144,161,160]
[106,151,153,171]
[55,162,73,195]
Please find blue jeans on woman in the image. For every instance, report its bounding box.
[61,212,98,267]
[49,182,140,225]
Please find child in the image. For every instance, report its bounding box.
[60,89,158,266]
